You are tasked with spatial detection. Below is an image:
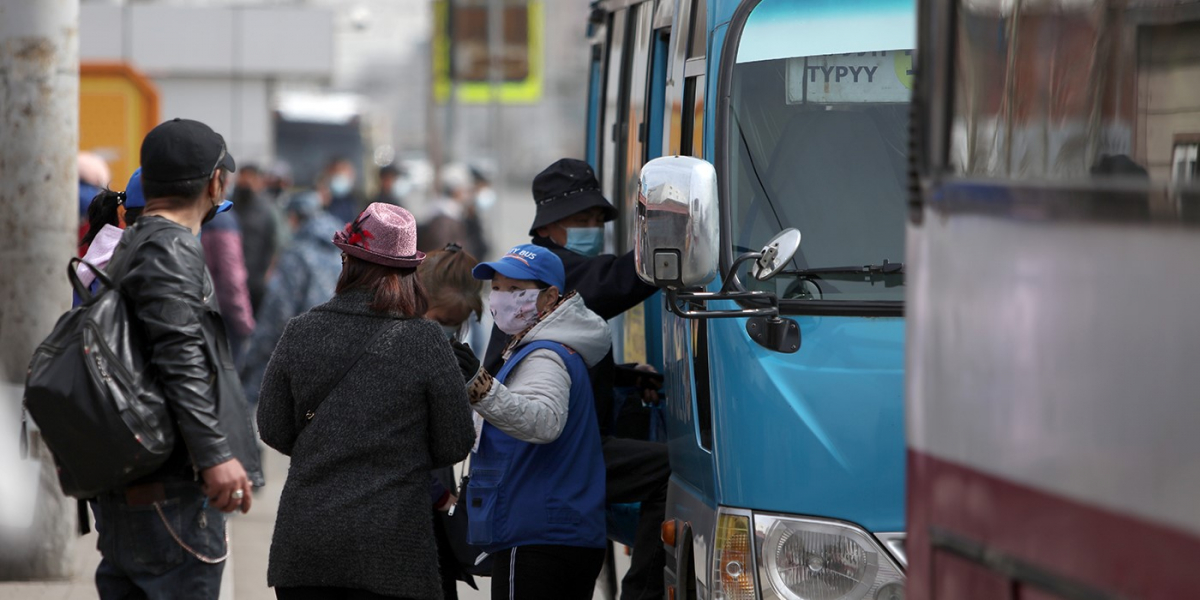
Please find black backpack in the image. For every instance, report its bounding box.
[23,258,175,498]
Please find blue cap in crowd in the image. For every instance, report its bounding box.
[472,244,566,291]
[124,168,146,209]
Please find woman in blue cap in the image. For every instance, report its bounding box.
[454,243,611,599]
[75,168,147,303]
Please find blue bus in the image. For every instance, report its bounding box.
[586,1,912,598]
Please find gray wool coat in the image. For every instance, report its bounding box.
[257,290,475,599]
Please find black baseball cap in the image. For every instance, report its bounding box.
[140,118,236,183]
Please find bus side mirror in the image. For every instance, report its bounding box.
[635,156,720,289]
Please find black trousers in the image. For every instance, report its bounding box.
[491,545,606,600]
[602,437,670,600]
[275,587,414,600]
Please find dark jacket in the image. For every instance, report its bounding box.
[257,291,476,599]
[483,238,658,433]
[233,189,279,312]
[238,211,343,407]
[104,216,264,486]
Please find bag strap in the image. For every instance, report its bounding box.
[68,257,115,303]
[300,319,400,430]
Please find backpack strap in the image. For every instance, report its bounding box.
[299,319,400,430]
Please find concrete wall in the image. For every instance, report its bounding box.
[79,2,334,164]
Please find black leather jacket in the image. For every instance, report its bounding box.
[106,216,264,486]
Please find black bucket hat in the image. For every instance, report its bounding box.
[529,158,618,236]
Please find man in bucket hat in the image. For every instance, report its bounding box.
[482,158,668,600]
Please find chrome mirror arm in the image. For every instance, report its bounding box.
[719,252,763,295]
[665,287,780,320]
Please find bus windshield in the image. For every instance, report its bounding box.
[728,0,914,303]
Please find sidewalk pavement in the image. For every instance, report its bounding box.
[0,447,628,600]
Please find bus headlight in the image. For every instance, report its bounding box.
[754,514,905,600]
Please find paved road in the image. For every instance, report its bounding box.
[0,448,629,600]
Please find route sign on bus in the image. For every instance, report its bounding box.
[786,50,913,104]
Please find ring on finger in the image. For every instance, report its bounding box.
[231,489,245,501]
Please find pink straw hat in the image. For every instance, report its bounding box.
[333,203,426,268]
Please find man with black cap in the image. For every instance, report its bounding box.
[94,118,263,599]
[482,158,668,600]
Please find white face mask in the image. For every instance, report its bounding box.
[489,289,541,335]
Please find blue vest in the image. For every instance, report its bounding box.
[467,341,606,552]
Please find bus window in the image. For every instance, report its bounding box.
[681,72,705,158]
[600,9,629,208]
[727,1,912,303]
[948,0,1200,219]
[687,0,707,59]
[619,4,654,253]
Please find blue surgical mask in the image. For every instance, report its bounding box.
[441,323,467,342]
[329,174,353,197]
[475,187,497,211]
[563,226,604,257]
[391,178,412,200]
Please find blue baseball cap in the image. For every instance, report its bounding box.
[472,244,566,291]
[124,168,146,209]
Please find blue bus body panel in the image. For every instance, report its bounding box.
[662,309,717,503]
[707,313,906,532]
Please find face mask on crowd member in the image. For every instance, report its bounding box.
[392,178,413,201]
[489,287,543,334]
[529,158,619,257]
[202,171,233,226]
[330,173,353,197]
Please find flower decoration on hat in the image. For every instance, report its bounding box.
[338,213,376,250]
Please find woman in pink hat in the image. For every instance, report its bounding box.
[257,203,477,600]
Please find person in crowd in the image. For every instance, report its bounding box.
[456,244,610,599]
[375,163,410,208]
[77,151,112,244]
[482,158,669,600]
[256,202,475,600]
[78,168,145,278]
[231,163,280,313]
[239,191,343,409]
[416,244,486,598]
[93,118,262,599]
[321,156,364,225]
[418,163,489,259]
[264,159,294,204]
[470,165,497,214]
[201,203,256,362]
[264,160,296,251]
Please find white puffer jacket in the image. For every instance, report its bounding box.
[472,293,611,444]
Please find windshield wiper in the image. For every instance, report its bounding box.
[781,260,904,278]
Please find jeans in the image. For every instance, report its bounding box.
[91,480,227,600]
